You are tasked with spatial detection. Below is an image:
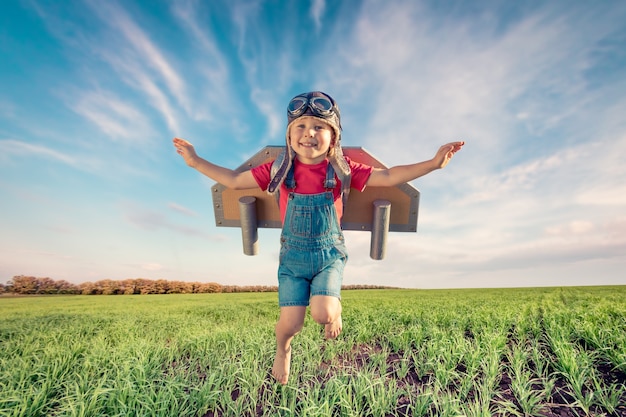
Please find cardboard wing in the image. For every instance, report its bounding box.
[211,146,420,259]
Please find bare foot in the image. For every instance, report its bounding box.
[325,315,342,339]
[272,347,291,385]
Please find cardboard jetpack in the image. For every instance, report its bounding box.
[211,146,420,260]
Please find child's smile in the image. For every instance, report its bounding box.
[289,116,334,164]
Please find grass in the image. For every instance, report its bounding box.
[1,287,625,416]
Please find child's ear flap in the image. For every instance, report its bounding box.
[328,137,337,157]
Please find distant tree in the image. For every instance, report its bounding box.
[153,279,169,294]
[79,282,99,295]
[196,282,221,293]
[9,275,39,294]
[54,280,78,294]
[119,279,135,295]
[168,281,193,294]
[37,277,58,294]
[96,279,118,295]
[141,279,157,294]
[131,278,153,294]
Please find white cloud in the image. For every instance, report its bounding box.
[545,221,594,237]
[168,202,198,217]
[87,40,181,135]
[250,87,284,140]
[121,201,222,241]
[310,0,326,32]
[88,0,189,113]
[323,1,625,169]
[170,1,234,124]
[0,139,77,167]
[69,90,155,142]
[140,263,165,272]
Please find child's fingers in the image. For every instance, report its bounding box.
[446,141,464,154]
[173,137,194,152]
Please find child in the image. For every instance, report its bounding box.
[173,91,464,385]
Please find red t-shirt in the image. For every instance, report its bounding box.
[251,157,374,224]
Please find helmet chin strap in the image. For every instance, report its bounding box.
[327,143,352,206]
[268,142,295,194]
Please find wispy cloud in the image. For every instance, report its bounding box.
[68,90,155,142]
[229,2,297,138]
[168,202,198,217]
[122,201,219,240]
[310,0,326,32]
[171,2,229,89]
[250,87,284,140]
[87,0,189,113]
[170,1,245,129]
[26,0,184,137]
[90,45,181,135]
[140,262,165,272]
[456,147,584,205]
[323,2,625,164]
[0,139,77,167]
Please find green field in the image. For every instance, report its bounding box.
[1,287,625,417]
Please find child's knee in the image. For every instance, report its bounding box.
[311,309,333,325]
[310,296,341,324]
[310,304,339,325]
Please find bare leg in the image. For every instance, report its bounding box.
[310,295,343,339]
[273,306,306,384]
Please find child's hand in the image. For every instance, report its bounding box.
[434,141,465,169]
[173,137,199,168]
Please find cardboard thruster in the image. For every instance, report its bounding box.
[211,146,420,260]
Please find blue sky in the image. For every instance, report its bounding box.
[1,0,625,289]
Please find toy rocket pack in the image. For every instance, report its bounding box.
[211,146,420,260]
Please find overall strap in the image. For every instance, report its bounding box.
[284,163,296,190]
[324,162,337,190]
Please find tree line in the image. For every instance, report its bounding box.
[1,275,395,296]
[1,275,273,295]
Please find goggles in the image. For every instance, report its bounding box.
[287,95,335,119]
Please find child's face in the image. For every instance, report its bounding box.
[288,116,335,165]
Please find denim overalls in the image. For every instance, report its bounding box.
[277,162,348,307]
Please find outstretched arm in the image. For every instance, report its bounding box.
[173,137,258,189]
[366,141,465,187]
